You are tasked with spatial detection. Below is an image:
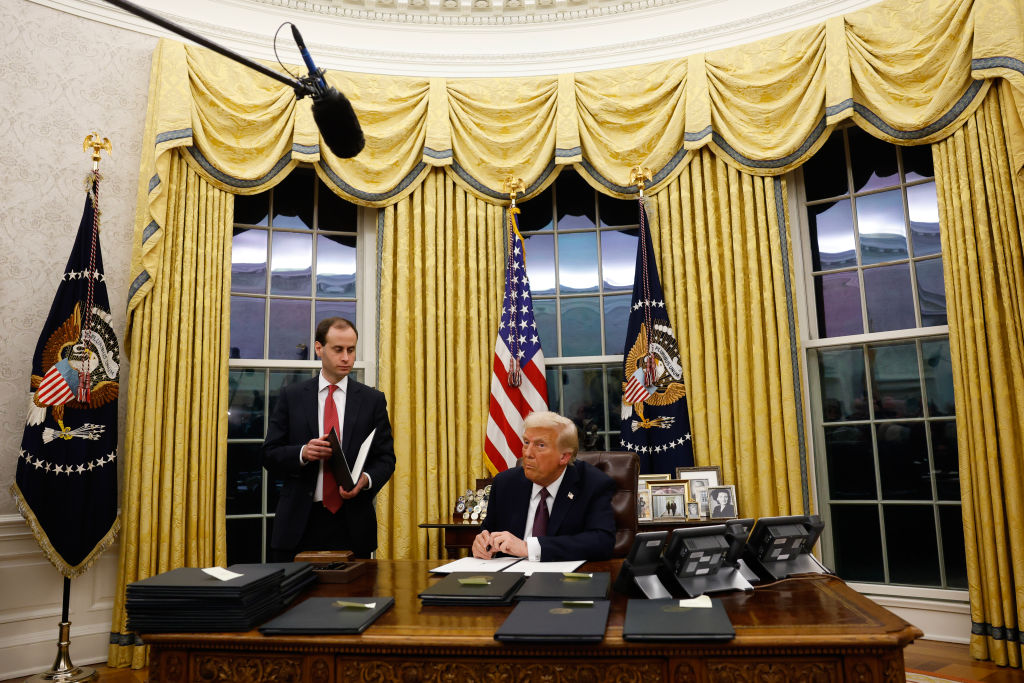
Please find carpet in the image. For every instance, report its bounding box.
[906,670,981,683]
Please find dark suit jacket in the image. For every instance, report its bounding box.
[261,376,395,557]
[481,460,615,562]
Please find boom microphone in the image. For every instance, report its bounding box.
[290,25,365,159]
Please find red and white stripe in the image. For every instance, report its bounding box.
[36,366,75,406]
[484,338,547,473]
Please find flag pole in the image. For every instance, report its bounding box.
[24,136,113,683]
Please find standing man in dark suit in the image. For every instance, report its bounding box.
[471,411,615,562]
[262,317,395,560]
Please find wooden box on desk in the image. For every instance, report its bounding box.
[293,550,368,583]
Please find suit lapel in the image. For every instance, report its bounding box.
[303,377,320,439]
[547,463,580,535]
[342,379,363,465]
[510,469,532,536]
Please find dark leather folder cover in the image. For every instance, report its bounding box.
[622,598,735,642]
[513,572,610,601]
[326,427,356,491]
[495,599,610,643]
[418,572,524,605]
[258,597,394,635]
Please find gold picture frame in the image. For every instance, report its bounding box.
[648,480,690,521]
[672,466,721,518]
[636,488,652,521]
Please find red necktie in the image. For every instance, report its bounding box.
[321,384,342,513]
[532,488,549,537]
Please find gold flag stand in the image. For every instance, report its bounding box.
[24,138,111,683]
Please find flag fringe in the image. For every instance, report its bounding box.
[8,481,120,579]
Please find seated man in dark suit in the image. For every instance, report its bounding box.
[471,411,615,562]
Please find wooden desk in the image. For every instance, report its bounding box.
[421,517,716,558]
[143,560,922,683]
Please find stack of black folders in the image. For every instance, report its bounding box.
[258,597,395,635]
[418,572,526,606]
[622,596,735,642]
[230,562,318,606]
[127,563,312,633]
[495,571,613,643]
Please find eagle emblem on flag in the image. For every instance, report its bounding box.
[621,320,686,430]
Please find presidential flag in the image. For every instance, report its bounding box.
[485,207,548,472]
[11,172,120,578]
[619,199,694,474]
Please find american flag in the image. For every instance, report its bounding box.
[484,207,548,472]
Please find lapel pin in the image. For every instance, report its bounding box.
[568,492,575,500]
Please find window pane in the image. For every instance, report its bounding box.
[235,192,269,227]
[884,504,941,585]
[849,127,899,193]
[560,366,605,437]
[226,517,263,565]
[601,229,638,292]
[605,365,624,433]
[815,271,863,337]
[268,299,311,360]
[907,182,940,257]
[599,194,637,227]
[230,296,265,359]
[232,228,267,294]
[555,172,595,229]
[315,301,357,331]
[902,144,934,182]
[809,200,857,271]
[272,168,314,228]
[316,234,357,297]
[864,263,915,332]
[803,134,848,201]
[922,339,955,417]
[271,232,312,296]
[226,442,264,515]
[830,504,884,581]
[228,369,265,439]
[870,343,923,418]
[603,294,631,356]
[560,297,602,356]
[317,181,358,231]
[938,505,967,588]
[877,422,930,499]
[545,366,559,412]
[823,425,876,500]
[857,190,908,265]
[518,186,553,232]
[558,232,599,294]
[931,421,959,501]
[915,258,947,327]
[532,298,557,358]
[818,348,869,421]
[523,234,555,295]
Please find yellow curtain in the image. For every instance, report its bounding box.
[649,152,809,517]
[375,169,505,559]
[933,82,1024,668]
[108,150,231,667]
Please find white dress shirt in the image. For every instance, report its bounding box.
[523,467,567,562]
[303,373,348,502]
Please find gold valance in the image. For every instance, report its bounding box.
[129,0,1024,313]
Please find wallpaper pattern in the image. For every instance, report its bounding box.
[0,0,156,517]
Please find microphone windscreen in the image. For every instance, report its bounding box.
[312,87,365,159]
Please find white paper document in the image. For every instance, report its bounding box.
[352,428,375,480]
[429,556,523,574]
[202,566,243,581]
[499,560,584,575]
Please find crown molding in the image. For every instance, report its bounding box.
[27,0,883,76]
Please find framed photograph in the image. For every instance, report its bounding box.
[707,484,738,519]
[685,500,701,520]
[638,473,671,490]
[672,466,721,517]
[648,481,690,520]
[636,488,652,521]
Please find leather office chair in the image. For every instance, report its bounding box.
[576,451,639,558]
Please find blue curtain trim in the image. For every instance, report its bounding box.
[127,270,151,307]
[774,176,810,513]
[685,127,712,143]
[154,128,192,146]
[142,220,159,244]
[147,174,160,194]
[186,147,294,189]
[972,56,1024,75]
[292,143,319,155]
[850,80,984,141]
[579,146,690,195]
[450,159,557,201]
[555,146,582,158]
[972,621,1023,643]
[424,147,453,160]
[318,160,428,202]
[375,210,384,380]
[713,118,829,170]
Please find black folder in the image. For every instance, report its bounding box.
[258,597,394,635]
[326,427,356,491]
[622,598,735,642]
[513,572,610,601]
[495,599,610,643]
[418,572,525,606]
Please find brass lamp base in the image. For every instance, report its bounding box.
[26,622,97,682]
